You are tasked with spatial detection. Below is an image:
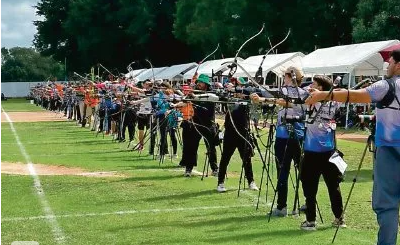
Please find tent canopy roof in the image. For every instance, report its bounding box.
[125,68,147,78]
[221,52,305,78]
[154,63,197,80]
[183,57,242,79]
[302,40,400,76]
[135,67,168,81]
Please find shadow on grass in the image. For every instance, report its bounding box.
[117,174,182,182]
[93,155,152,163]
[343,169,373,183]
[141,189,217,202]
[201,227,334,244]
[118,165,180,171]
[142,220,328,245]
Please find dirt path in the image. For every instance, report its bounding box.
[1,111,67,122]
[1,162,124,178]
[336,133,368,143]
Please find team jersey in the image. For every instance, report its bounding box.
[276,86,308,139]
[366,76,400,147]
[304,101,340,152]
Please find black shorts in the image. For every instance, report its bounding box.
[137,114,150,130]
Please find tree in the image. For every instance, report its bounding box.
[34,0,77,72]
[1,47,64,82]
[34,0,193,74]
[174,0,276,59]
[173,0,359,58]
[352,0,400,42]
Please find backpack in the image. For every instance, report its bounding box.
[376,78,400,110]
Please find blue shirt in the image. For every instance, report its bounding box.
[366,77,400,147]
[155,91,170,117]
[167,109,182,129]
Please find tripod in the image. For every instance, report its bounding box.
[267,123,302,220]
[158,112,179,165]
[332,133,375,243]
[254,123,277,210]
[266,122,324,222]
[202,125,224,180]
[189,120,215,180]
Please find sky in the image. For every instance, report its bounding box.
[1,0,41,48]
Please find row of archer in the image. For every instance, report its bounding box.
[29,23,373,236]
[31,64,363,236]
[30,23,397,244]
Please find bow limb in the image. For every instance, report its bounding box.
[234,23,265,62]
[228,23,265,77]
[145,59,156,82]
[98,63,116,78]
[221,61,266,90]
[255,29,291,80]
[193,43,220,78]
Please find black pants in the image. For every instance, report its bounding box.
[121,109,136,141]
[168,128,178,155]
[149,115,158,154]
[301,150,344,222]
[274,137,302,210]
[218,128,254,185]
[179,121,218,172]
[158,115,169,155]
[74,103,81,122]
[98,108,105,131]
[110,109,121,138]
[63,102,68,116]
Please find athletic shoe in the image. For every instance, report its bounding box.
[332,218,347,228]
[271,207,287,217]
[184,171,191,177]
[249,181,259,191]
[211,170,218,177]
[300,221,317,231]
[291,209,299,216]
[217,183,227,193]
[299,204,307,212]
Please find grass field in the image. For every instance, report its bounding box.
[1,98,43,112]
[1,99,391,245]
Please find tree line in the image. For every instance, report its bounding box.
[2,0,399,81]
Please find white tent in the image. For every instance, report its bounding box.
[154,63,197,80]
[302,39,400,129]
[135,67,168,81]
[219,52,305,78]
[302,40,400,76]
[125,68,147,78]
[183,58,242,79]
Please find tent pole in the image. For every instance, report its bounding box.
[345,72,352,129]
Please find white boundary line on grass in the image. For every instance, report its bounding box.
[2,109,66,244]
[2,204,255,222]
